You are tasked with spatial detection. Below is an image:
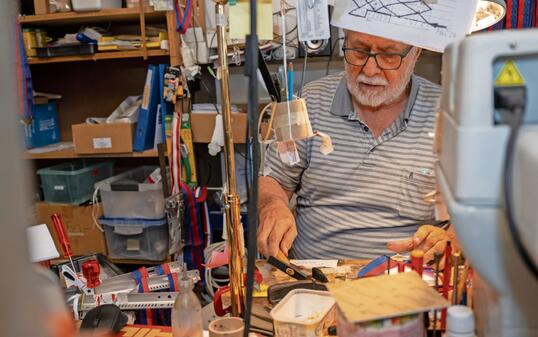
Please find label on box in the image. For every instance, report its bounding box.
[54,185,65,191]
[127,239,140,251]
[39,118,56,132]
[92,137,112,149]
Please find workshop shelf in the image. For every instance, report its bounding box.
[25,148,158,159]
[27,49,170,65]
[18,7,166,26]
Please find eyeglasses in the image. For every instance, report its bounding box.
[342,44,414,70]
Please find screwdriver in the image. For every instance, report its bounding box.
[51,213,78,277]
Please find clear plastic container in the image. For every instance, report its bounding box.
[71,0,122,11]
[37,160,114,204]
[270,289,336,337]
[100,217,169,261]
[95,166,164,219]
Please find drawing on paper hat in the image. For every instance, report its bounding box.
[331,0,479,52]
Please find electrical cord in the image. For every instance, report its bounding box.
[299,41,308,97]
[503,104,538,280]
[326,36,344,76]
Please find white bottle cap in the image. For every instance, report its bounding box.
[446,305,475,337]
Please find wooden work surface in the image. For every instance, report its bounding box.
[236,260,370,336]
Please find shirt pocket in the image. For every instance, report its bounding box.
[397,167,436,220]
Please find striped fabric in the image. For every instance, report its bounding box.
[489,0,536,30]
[264,72,442,259]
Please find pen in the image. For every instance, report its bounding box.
[287,62,294,101]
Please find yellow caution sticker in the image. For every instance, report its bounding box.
[495,60,526,87]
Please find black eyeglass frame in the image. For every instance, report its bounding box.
[341,44,414,70]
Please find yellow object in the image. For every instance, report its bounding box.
[180,112,198,185]
[495,60,526,87]
[229,0,273,41]
[252,284,269,298]
[22,29,37,57]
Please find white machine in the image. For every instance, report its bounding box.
[438,29,538,337]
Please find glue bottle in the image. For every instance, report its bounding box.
[172,264,203,337]
[445,305,476,337]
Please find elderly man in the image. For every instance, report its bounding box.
[258,30,456,262]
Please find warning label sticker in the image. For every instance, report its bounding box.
[495,60,526,87]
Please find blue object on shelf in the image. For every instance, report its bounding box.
[22,102,60,149]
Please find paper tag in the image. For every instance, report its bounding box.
[215,13,227,27]
[290,259,339,268]
[315,131,334,155]
[297,0,331,42]
[147,168,162,184]
[142,68,153,110]
[126,239,140,251]
[54,185,65,191]
[276,141,300,166]
[92,137,112,149]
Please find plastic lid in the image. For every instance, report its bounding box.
[447,305,475,335]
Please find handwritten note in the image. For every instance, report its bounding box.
[331,0,479,52]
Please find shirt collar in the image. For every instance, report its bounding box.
[330,74,420,123]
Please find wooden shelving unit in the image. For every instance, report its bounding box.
[25,148,158,159]
[19,7,166,26]
[27,49,169,64]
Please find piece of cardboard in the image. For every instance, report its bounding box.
[191,112,248,144]
[327,272,450,324]
[35,202,107,257]
[33,0,49,14]
[72,123,134,154]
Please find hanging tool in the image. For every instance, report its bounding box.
[432,252,443,337]
[441,241,452,329]
[51,213,77,276]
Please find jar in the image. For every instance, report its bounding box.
[22,28,37,57]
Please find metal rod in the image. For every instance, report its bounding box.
[433,253,443,337]
[452,251,461,305]
[215,0,245,317]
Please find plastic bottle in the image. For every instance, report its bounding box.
[172,266,203,337]
[445,305,476,337]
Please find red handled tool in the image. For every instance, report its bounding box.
[51,213,77,276]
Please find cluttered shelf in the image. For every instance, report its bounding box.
[24,148,158,159]
[27,49,170,64]
[18,7,167,26]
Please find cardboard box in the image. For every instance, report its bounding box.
[33,0,49,14]
[191,112,247,143]
[35,202,107,256]
[72,122,134,154]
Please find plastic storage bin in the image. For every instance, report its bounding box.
[72,0,122,11]
[37,161,114,204]
[95,166,164,219]
[100,217,169,261]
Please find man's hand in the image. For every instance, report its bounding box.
[387,225,452,263]
[257,201,297,258]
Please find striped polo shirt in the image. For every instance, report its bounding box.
[264,72,442,259]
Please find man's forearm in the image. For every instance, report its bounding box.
[258,176,293,210]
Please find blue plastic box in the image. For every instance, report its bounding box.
[22,102,60,149]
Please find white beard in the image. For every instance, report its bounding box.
[345,61,415,108]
